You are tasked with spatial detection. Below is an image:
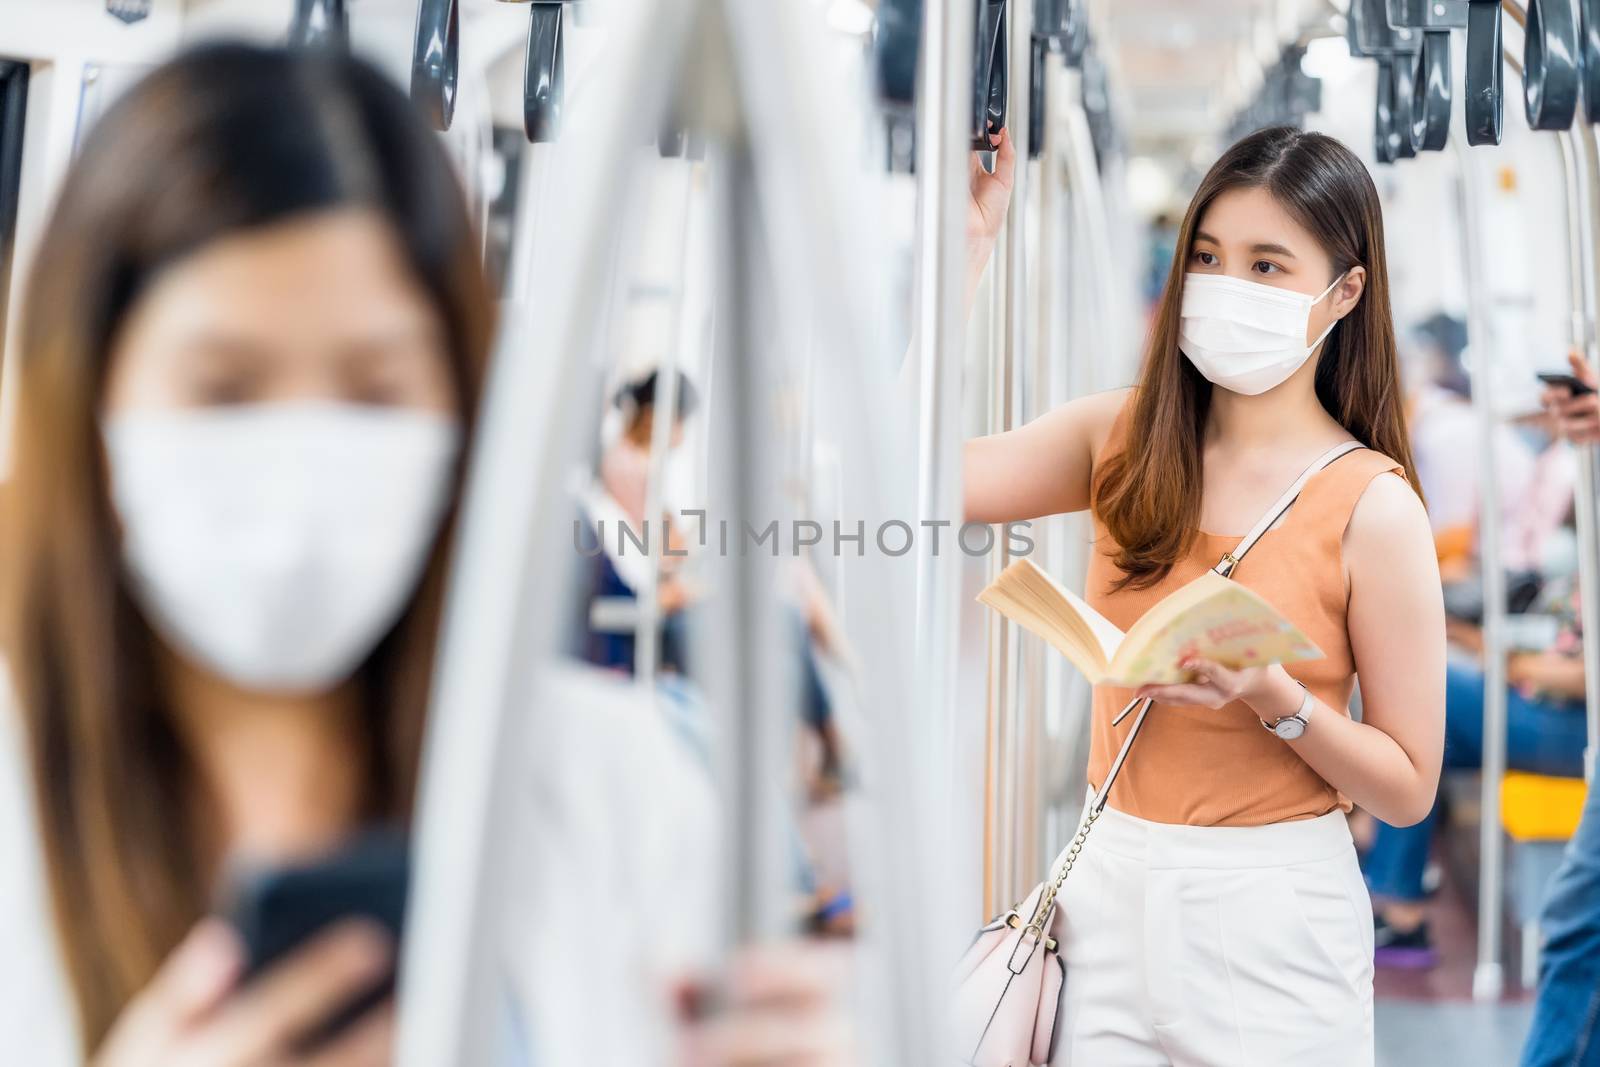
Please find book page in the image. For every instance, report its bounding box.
[1104,577,1322,686]
[1025,561,1125,664]
[976,560,1125,680]
[1049,579,1126,662]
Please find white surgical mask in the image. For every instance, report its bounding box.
[103,402,461,693]
[1178,271,1346,395]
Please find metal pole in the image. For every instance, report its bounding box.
[913,0,977,628]
[1024,48,1058,885]
[699,132,796,945]
[1570,122,1600,783]
[396,1,696,1059]
[1005,0,1048,894]
[634,164,695,683]
[911,0,982,919]
[1452,128,1509,1002]
[984,222,1018,911]
[716,0,967,1057]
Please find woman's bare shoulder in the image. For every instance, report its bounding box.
[1342,470,1437,588]
[1078,387,1135,460]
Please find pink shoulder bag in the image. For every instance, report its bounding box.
[951,441,1362,1066]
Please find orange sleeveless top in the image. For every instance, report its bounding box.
[1084,402,1407,827]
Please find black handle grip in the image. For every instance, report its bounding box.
[972,0,1008,151]
[410,0,460,131]
[1465,0,1504,145]
[1410,30,1451,151]
[1524,0,1581,131]
[524,2,565,143]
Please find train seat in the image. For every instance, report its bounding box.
[1501,771,1589,988]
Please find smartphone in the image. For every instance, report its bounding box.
[224,829,409,1047]
[1537,371,1597,396]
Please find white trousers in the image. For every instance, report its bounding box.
[1049,797,1375,1067]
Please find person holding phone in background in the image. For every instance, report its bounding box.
[0,43,853,1067]
[1519,351,1600,1066]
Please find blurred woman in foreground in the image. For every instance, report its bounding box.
[0,42,849,1067]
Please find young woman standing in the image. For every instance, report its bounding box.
[961,127,1445,1064]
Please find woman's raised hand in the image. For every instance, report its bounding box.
[93,919,394,1067]
[964,129,1018,306]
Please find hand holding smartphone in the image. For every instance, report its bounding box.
[93,834,409,1067]
[1537,371,1597,396]
[223,830,409,1051]
[1538,351,1600,445]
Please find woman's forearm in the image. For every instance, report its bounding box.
[1245,667,1439,827]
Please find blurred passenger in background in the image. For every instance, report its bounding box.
[1518,351,1600,1067]
[601,368,698,528]
[1364,577,1586,967]
[577,368,700,676]
[1400,312,1536,579]
[0,42,852,1067]
[1367,330,1584,968]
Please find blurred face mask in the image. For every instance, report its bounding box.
[103,403,461,693]
[1178,271,1346,396]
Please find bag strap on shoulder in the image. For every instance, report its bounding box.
[1024,441,1366,930]
[1088,441,1365,812]
[1213,440,1364,578]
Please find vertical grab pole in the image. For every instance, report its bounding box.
[704,137,798,946]
[700,114,798,946]
[983,156,1017,912]
[635,164,695,684]
[914,0,979,915]
[1572,122,1600,783]
[1001,0,1037,911]
[1023,41,1057,883]
[1453,132,1509,1002]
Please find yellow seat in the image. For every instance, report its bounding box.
[1501,772,1589,841]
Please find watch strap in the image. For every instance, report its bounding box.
[1262,681,1313,732]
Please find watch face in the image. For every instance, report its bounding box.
[1274,717,1306,740]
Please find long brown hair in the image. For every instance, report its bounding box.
[0,44,493,1046]
[1094,125,1420,589]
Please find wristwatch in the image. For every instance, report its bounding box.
[1261,682,1313,740]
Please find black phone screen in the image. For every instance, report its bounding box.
[223,830,409,1048]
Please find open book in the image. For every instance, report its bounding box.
[977,558,1323,687]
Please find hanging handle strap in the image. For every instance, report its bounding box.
[1025,440,1367,932]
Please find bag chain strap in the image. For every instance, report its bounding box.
[1023,807,1100,936]
[1019,440,1366,936]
